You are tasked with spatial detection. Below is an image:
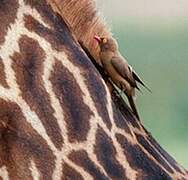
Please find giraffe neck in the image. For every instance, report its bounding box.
[0,0,187,179]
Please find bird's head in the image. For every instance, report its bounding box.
[94,35,118,53]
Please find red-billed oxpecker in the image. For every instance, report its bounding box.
[94,35,151,120]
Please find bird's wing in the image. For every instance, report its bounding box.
[132,70,152,93]
[111,56,137,88]
[111,55,151,92]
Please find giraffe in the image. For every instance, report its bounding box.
[0,0,187,179]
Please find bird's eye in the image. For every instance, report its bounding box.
[102,38,107,44]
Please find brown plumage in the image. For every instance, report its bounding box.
[94,36,151,120]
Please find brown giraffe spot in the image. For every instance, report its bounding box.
[116,133,172,180]
[0,99,55,180]
[62,162,84,180]
[85,73,112,130]
[135,133,174,174]
[24,11,72,52]
[11,35,63,150]
[24,0,70,45]
[50,59,92,143]
[0,57,9,88]
[0,0,18,45]
[69,150,109,180]
[94,127,127,179]
[112,103,133,135]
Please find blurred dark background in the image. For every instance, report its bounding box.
[97,0,188,168]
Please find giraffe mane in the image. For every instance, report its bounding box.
[47,0,111,64]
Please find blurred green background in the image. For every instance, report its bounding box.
[97,0,188,169]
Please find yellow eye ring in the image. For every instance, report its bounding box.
[103,38,107,43]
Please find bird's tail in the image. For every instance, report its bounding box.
[132,70,152,93]
[127,95,140,121]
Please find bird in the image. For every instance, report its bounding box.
[94,35,151,120]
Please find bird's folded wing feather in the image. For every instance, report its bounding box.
[111,56,137,88]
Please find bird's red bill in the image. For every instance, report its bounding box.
[94,35,101,43]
